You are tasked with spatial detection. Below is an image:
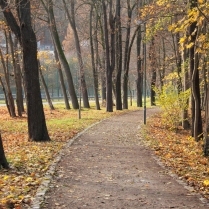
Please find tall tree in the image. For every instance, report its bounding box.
[149,37,156,106]
[8,31,24,116]
[90,4,101,110]
[102,0,115,112]
[0,0,50,141]
[136,25,143,107]
[189,0,203,141]
[115,0,123,110]
[122,1,136,109]
[54,47,71,110]
[136,0,143,107]
[13,37,25,115]
[41,0,79,109]
[38,60,55,110]
[62,0,90,108]
[0,46,16,117]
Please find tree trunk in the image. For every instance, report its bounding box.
[47,0,79,109]
[182,48,190,129]
[192,52,203,141]
[54,48,70,110]
[204,67,209,156]
[149,37,156,106]
[0,76,10,114]
[38,60,55,111]
[8,31,24,116]
[175,32,183,93]
[101,53,106,102]
[20,1,50,141]
[189,0,202,139]
[123,2,132,109]
[0,0,50,141]
[136,25,143,107]
[90,5,100,110]
[63,0,90,108]
[102,0,114,112]
[0,47,16,117]
[0,133,9,169]
[159,37,165,89]
[14,38,24,113]
[122,1,136,109]
[115,0,123,110]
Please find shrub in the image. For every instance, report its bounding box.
[155,81,190,130]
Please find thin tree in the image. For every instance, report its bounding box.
[62,0,90,108]
[8,31,24,116]
[102,0,116,112]
[115,0,123,110]
[0,46,16,117]
[54,47,71,110]
[122,1,136,109]
[41,0,79,109]
[189,0,203,141]
[38,60,55,110]
[90,4,100,110]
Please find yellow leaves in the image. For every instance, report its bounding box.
[185,42,194,49]
[3,175,10,181]
[164,72,179,81]
[203,180,209,187]
[0,105,134,208]
[26,177,33,182]
[198,0,204,5]
[179,37,186,44]
[144,113,209,199]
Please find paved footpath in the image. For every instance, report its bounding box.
[37,109,208,209]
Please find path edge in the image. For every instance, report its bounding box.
[29,119,104,209]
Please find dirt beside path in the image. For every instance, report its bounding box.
[39,108,208,209]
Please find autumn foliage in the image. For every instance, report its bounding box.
[0,105,135,209]
[144,112,209,200]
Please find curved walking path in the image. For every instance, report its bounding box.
[39,109,208,209]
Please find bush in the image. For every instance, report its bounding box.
[155,82,190,130]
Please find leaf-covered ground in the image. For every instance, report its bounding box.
[144,112,209,201]
[0,104,137,209]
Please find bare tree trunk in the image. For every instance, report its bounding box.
[0,77,10,114]
[192,52,203,141]
[123,1,136,109]
[123,1,132,109]
[8,31,24,116]
[96,3,106,103]
[102,0,114,112]
[38,60,55,110]
[115,0,123,110]
[204,67,209,155]
[45,0,79,109]
[63,0,90,108]
[0,133,9,169]
[149,37,156,106]
[136,26,143,107]
[182,49,190,129]
[54,48,70,110]
[189,0,202,140]
[0,47,16,117]
[14,38,24,113]
[101,53,106,102]
[159,37,165,89]
[90,5,100,110]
